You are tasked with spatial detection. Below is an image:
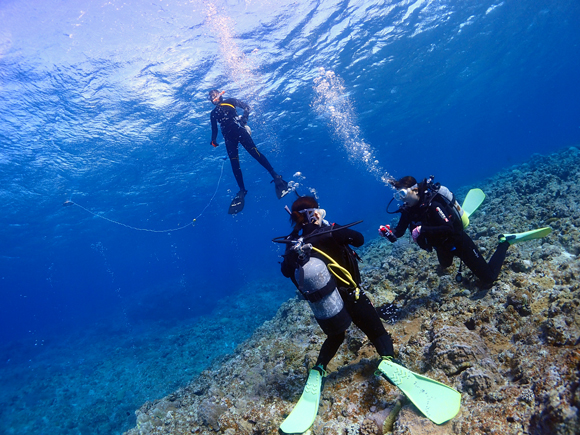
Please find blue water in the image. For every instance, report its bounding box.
[1,0,579,433]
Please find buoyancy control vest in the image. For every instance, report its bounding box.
[422,177,469,230]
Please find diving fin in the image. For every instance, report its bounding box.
[462,188,485,218]
[499,227,552,245]
[273,176,291,199]
[279,366,325,434]
[377,358,461,425]
[228,190,247,215]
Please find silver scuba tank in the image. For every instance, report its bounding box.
[437,185,469,229]
[296,256,352,335]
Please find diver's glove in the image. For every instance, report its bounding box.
[211,140,219,147]
[379,225,397,242]
[411,226,421,243]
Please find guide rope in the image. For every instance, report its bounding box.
[64,157,227,233]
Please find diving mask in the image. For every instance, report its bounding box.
[299,208,327,225]
[208,90,224,103]
[394,184,418,201]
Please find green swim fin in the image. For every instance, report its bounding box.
[499,227,552,245]
[377,358,461,425]
[279,366,325,434]
[462,188,485,218]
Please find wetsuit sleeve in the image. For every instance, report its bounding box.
[420,198,457,237]
[210,109,219,142]
[281,251,296,278]
[280,236,298,278]
[332,226,364,248]
[393,212,410,238]
[231,98,251,123]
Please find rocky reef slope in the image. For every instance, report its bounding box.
[125,147,580,435]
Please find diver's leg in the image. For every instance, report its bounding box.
[486,241,509,280]
[315,332,345,370]
[225,137,245,192]
[457,233,496,283]
[345,291,394,357]
[239,129,277,177]
[436,248,455,269]
[239,130,289,198]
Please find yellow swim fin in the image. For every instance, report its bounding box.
[377,358,461,425]
[462,188,486,218]
[499,227,552,245]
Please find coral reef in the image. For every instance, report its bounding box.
[125,147,580,435]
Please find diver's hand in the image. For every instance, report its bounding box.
[379,225,397,242]
[211,140,219,147]
[411,226,421,243]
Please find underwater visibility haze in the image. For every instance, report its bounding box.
[1,0,579,433]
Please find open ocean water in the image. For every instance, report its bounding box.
[1,0,579,433]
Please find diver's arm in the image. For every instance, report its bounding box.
[392,213,410,238]
[280,241,298,278]
[332,225,364,248]
[281,258,295,278]
[231,98,251,124]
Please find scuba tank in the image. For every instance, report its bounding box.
[424,176,469,229]
[436,185,469,229]
[272,223,364,336]
[296,256,352,336]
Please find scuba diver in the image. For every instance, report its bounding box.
[208,89,290,214]
[274,196,398,433]
[378,175,551,285]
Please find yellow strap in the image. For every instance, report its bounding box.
[311,246,360,300]
[219,103,235,109]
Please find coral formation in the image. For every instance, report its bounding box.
[125,147,580,435]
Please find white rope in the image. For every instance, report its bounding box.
[66,158,227,233]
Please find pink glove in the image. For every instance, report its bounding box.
[411,226,421,242]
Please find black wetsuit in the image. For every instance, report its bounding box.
[281,223,394,369]
[393,192,508,284]
[210,98,276,191]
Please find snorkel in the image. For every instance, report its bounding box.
[208,89,225,104]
